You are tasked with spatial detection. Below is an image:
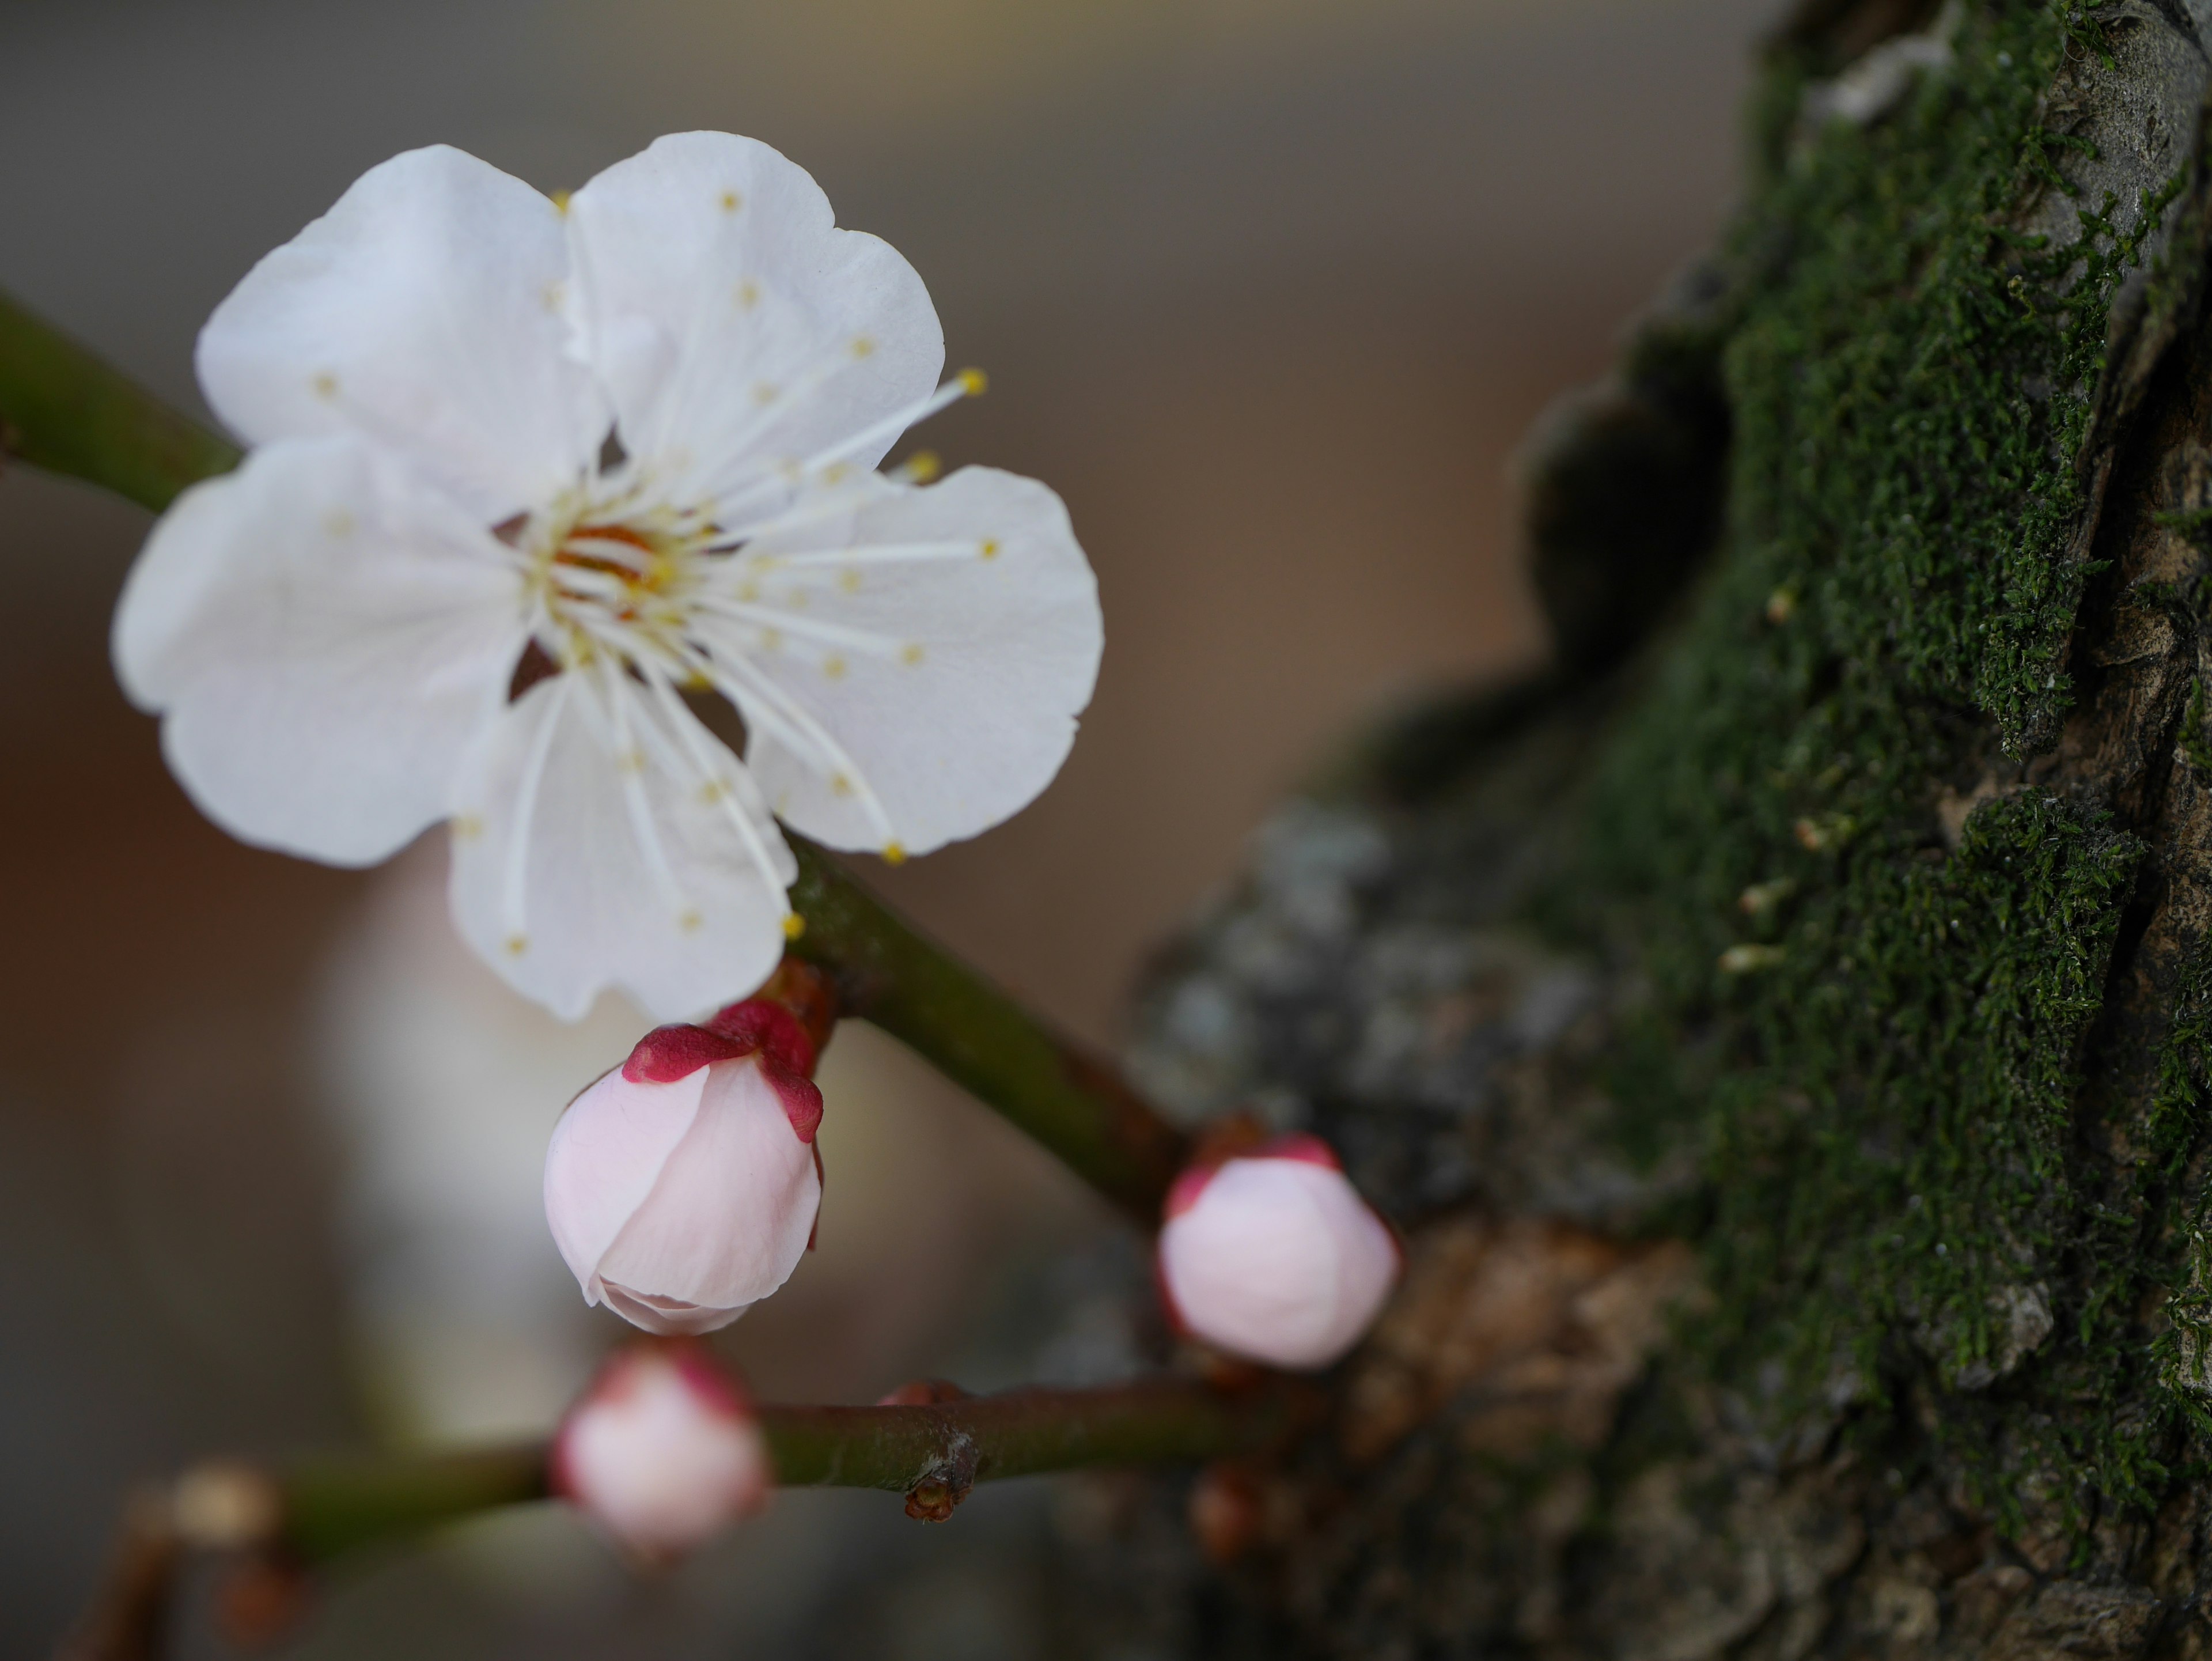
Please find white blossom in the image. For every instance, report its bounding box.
[115,134,1102,1020]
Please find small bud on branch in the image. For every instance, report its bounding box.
[545,991,830,1335]
[1158,1132,1402,1369]
[553,1342,772,1561]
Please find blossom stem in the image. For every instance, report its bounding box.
[0,287,239,513]
[785,836,1191,1220]
[204,1377,1300,1564]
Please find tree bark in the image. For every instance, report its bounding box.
[1063,3,2212,1655]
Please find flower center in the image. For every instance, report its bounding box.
[491,365,996,947]
[532,507,714,671]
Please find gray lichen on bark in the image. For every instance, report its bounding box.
[1059,2,2212,1656]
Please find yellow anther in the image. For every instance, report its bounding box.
[894,451,941,485]
[719,190,742,212]
[699,780,727,804]
[782,912,807,940]
[824,655,847,679]
[957,368,988,396]
[882,842,907,866]
[453,814,484,841]
[851,336,877,359]
[311,372,339,400]
[979,539,1000,560]
[831,773,853,797]
[550,190,571,215]
[753,383,780,406]
[838,569,862,593]
[679,908,703,932]
[901,643,925,666]
[737,279,760,309]
[505,933,529,956]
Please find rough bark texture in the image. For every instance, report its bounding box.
[1056,3,2212,1656]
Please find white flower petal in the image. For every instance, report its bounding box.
[198,145,607,521]
[594,1055,820,1327]
[724,467,1101,856]
[565,131,942,502]
[448,672,797,1023]
[543,1066,709,1307]
[112,436,524,867]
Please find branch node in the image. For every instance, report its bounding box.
[903,1430,979,1523]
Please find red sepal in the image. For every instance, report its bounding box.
[619,999,824,1144]
[771,1069,824,1145]
[1161,1126,1346,1222]
[622,1024,753,1084]
[1164,1161,1216,1222]
[1257,1131,1341,1171]
[703,998,817,1077]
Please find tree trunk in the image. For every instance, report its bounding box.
[1061,3,2212,1655]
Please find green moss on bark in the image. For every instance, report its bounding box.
[1569,0,2203,1534]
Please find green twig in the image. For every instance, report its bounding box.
[281,1444,549,1564]
[764,1376,1278,1492]
[0,288,237,512]
[788,838,1191,1219]
[254,1377,1294,1563]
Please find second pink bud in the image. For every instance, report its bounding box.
[1158,1133,1400,1370]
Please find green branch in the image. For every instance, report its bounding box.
[764,1375,1272,1495]
[253,1378,1294,1563]
[0,289,237,512]
[788,839,1190,1219]
[0,285,1192,1219]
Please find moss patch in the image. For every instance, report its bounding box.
[1567,0,2200,1533]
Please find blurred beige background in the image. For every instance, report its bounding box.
[0,0,1771,1654]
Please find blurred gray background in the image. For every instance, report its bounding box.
[0,0,1770,1654]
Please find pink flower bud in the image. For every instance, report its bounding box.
[1157,1134,1400,1369]
[552,1341,771,1560]
[544,1000,825,1335]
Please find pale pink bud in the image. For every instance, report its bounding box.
[552,1341,771,1560]
[544,1001,825,1335]
[1157,1134,1400,1369]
